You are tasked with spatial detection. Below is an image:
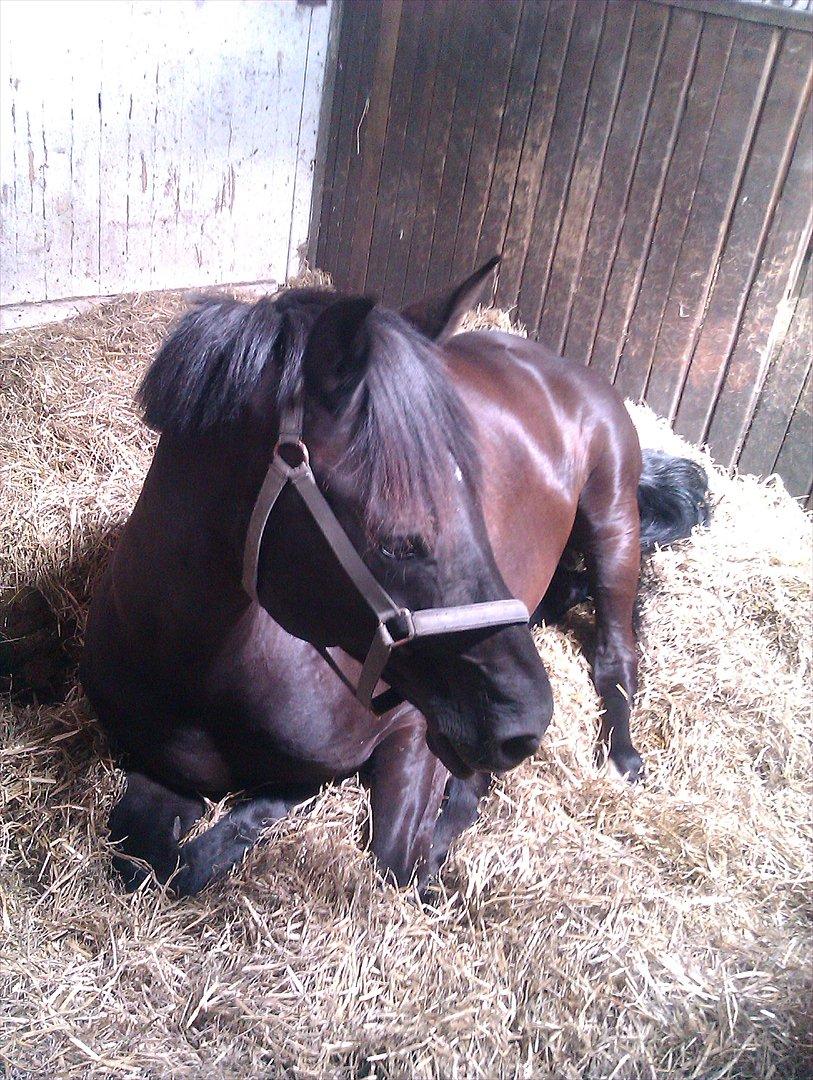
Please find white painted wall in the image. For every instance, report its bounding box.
[0,0,332,309]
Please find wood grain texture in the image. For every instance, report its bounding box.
[424,0,495,295]
[674,29,813,442]
[494,0,576,312]
[706,97,813,467]
[398,0,470,302]
[516,0,607,337]
[614,13,738,402]
[318,0,374,279]
[773,363,813,502]
[643,20,779,421]
[345,0,403,293]
[381,0,450,306]
[363,0,426,295]
[449,0,523,285]
[312,0,812,487]
[738,252,812,485]
[536,0,636,354]
[589,6,703,379]
[333,1,383,288]
[564,0,670,364]
[475,0,550,272]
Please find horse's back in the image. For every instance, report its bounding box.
[446,329,641,486]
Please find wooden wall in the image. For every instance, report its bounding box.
[0,0,332,312]
[313,0,812,504]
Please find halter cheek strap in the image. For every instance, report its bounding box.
[242,401,530,715]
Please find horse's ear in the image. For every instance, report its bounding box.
[303,296,377,412]
[401,255,500,343]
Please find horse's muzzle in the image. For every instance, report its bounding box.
[429,671,553,776]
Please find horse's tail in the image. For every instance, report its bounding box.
[637,450,711,553]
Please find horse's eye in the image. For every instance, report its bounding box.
[378,535,427,560]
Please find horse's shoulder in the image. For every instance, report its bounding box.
[448,329,639,463]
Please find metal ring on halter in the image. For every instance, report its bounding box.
[273,438,310,471]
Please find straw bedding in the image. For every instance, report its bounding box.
[1,286,811,1080]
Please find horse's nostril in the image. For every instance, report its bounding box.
[498,733,540,768]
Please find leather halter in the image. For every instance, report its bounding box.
[242,400,530,715]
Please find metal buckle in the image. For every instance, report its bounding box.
[385,608,415,646]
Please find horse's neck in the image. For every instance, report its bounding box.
[114,431,265,634]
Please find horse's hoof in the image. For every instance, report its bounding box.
[607,749,645,784]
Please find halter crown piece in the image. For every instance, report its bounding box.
[242,398,530,715]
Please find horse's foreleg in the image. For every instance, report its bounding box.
[109,771,288,896]
[362,723,449,891]
[577,494,644,782]
[424,771,492,883]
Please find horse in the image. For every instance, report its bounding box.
[80,257,709,897]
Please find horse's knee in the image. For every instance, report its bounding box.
[594,637,637,696]
[107,772,204,891]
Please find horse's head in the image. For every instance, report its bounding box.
[138,262,552,776]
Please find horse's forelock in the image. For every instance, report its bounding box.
[139,289,478,541]
[338,310,479,541]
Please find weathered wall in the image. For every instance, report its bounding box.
[0,0,332,310]
[313,0,812,503]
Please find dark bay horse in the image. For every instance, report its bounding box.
[80,258,709,896]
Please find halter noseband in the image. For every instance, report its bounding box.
[242,400,530,715]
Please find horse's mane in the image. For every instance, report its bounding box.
[137,288,479,537]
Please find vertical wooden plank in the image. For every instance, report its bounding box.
[494,0,577,311]
[315,1,353,270]
[363,0,426,294]
[515,0,607,337]
[475,0,550,271]
[564,0,669,364]
[613,13,737,402]
[319,0,374,280]
[380,0,450,306]
[773,363,813,501]
[738,253,812,479]
[706,98,813,468]
[401,0,472,301]
[448,0,523,284]
[644,21,779,421]
[674,29,813,442]
[426,0,503,294]
[333,2,386,287]
[308,0,344,268]
[536,0,636,355]
[345,0,403,293]
[288,3,332,279]
[590,6,702,380]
